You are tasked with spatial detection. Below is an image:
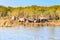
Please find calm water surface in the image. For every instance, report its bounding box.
[0,25,60,40]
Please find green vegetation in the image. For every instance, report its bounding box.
[0,5,60,20]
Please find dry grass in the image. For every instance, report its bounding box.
[0,17,60,27]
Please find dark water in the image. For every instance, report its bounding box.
[0,26,60,40]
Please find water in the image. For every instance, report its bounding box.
[0,26,60,40]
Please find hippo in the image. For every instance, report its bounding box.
[36,19,40,23]
[28,19,34,23]
[34,19,40,23]
[11,16,16,20]
[18,18,25,22]
[40,18,48,22]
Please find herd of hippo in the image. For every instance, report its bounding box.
[12,16,49,23]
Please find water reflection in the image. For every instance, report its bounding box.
[0,25,60,40]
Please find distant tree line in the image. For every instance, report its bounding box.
[0,5,60,20]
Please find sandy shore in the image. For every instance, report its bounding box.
[0,17,60,27]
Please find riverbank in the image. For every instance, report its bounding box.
[0,17,60,27]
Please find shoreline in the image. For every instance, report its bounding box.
[0,18,60,27]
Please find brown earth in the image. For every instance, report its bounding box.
[0,17,60,27]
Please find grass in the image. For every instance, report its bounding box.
[0,17,60,27]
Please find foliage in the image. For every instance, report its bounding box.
[0,5,60,20]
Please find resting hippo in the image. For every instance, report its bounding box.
[40,19,48,22]
[40,17,49,22]
[34,19,40,23]
[18,18,25,22]
[11,16,16,20]
[36,19,40,23]
[28,19,34,23]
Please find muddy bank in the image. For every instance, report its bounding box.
[0,18,60,27]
